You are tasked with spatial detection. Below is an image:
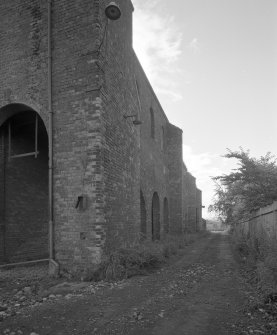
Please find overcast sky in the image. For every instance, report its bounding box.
[132,0,277,218]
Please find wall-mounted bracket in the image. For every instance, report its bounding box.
[75,195,87,210]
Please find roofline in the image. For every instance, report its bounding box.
[132,49,169,123]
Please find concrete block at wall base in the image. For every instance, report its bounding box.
[49,259,60,278]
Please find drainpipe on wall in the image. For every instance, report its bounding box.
[1,133,6,260]
[48,0,59,276]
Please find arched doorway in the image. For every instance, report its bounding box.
[140,190,147,239]
[152,192,160,241]
[163,197,169,234]
[0,104,49,263]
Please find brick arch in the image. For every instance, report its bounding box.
[0,105,49,264]
[140,190,147,239]
[163,197,169,234]
[152,192,160,241]
[0,103,48,135]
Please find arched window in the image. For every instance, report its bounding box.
[150,108,155,139]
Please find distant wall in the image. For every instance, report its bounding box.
[196,188,203,231]
[101,0,185,243]
[235,201,277,242]
[206,221,226,231]
[166,124,183,234]
[182,172,204,232]
[183,172,197,232]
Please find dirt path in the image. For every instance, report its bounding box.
[0,233,262,335]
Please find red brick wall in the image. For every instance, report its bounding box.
[0,0,106,270]
[0,0,49,263]
[50,0,110,270]
[140,190,147,237]
[0,0,49,126]
[0,0,202,270]
[166,124,184,234]
[97,0,185,244]
[183,171,201,232]
[131,55,178,240]
[163,197,169,234]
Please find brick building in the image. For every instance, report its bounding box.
[0,0,203,271]
[183,169,204,232]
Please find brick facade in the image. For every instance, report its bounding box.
[0,0,202,270]
[183,170,204,232]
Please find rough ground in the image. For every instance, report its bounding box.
[0,232,274,335]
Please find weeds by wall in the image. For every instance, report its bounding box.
[80,233,202,282]
[233,201,277,294]
[233,226,277,295]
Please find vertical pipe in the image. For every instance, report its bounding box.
[1,132,6,259]
[48,0,54,260]
[35,114,38,158]
[8,122,11,160]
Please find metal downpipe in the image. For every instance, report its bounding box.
[48,0,55,265]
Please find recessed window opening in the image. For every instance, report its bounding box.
[8,112,39,159]
[0,105,49,264]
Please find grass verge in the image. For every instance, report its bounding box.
[232,228,277,295]
[83,232,206,282]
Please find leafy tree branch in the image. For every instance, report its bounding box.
[209,148,277,224]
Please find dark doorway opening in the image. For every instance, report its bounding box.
[0,106,49,264]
